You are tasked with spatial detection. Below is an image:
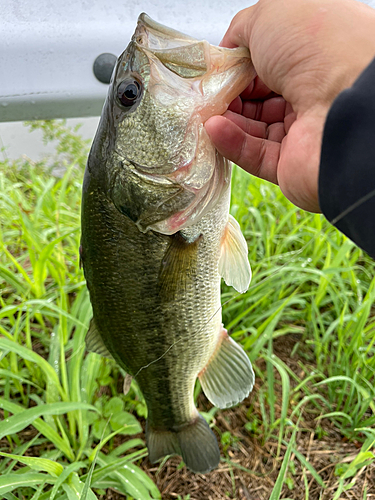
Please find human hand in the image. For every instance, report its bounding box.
[205,0,375,212]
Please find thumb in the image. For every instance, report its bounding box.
[219,6,255,49]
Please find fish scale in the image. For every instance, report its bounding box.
[81,13,256,473]
[83,172,224,422]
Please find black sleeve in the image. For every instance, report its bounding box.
[318,57,375,260]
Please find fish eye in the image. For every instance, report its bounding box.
[116,78,142,108]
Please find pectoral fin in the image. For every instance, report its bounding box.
[85,319,114,359]
[158,232,201,299]
[219,214,251,293]
[199,326,254,409]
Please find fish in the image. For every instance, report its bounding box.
[80,13,256,474]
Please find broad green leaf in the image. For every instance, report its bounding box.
[88,479,128,495]
[89,455,146,484]
[118,461,161,499]
[62,484,84,500]
[0,398,75,461]
[48,462,87,500]
[92,419,110,440]
[113,467,153,500]
[62,473,97,500]
[108,439,145,458]
[88,426,129,462]
[1,432,41,475]
[3,493,19,500]
[97,454,160,499]
[110,411,142,434]
[0,400,98,440]
[104,397,124,417]
[0,451,63,477]
[0,473,53,495]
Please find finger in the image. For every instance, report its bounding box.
[224,111,286,142]
[228,96,243,114]
[205,115,281,185]
[223,110,268,138]
[285,102,294,115]
[284,103,297,133]
[242,97,287,123]
[241,77,273,100]
[267,122,286,142]
[219,6,254,49]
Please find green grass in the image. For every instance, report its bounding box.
[0,120,375,499]
[230,166,375,438]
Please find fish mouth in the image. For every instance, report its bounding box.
[133,13,209,79]
[132,13,256,121]
[134,13,201,52]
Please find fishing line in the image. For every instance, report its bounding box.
[330,188,375,225]
[133,182,375,374]
[134,232,317,375]
[79,184,370,376]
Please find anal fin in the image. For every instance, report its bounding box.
[219,214,251,293]
[199,327,254,409]
[85,318,114,359]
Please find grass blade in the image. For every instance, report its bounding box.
[0,473,54,495]
[0,399,98,440]
[0,451,63,477]
[269,425,297,500]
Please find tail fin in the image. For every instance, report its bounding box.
[146,414,220,474]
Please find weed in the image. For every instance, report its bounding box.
[0,121,375,499]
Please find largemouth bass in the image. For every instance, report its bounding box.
[81,13,256,474]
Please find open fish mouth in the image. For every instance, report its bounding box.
[134,13,211,79]
[133,12,254,122]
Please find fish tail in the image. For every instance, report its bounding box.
[146,414,220,474]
